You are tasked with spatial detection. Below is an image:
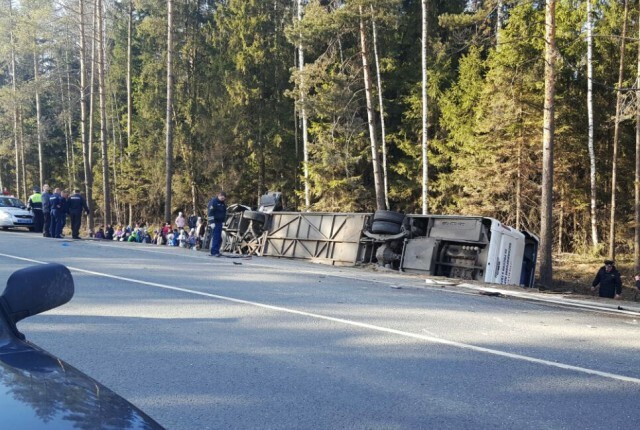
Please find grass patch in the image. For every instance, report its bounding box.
[551,253,640,301]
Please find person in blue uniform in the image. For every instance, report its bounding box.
[50,189,70,238]
[49,188,62,238]
[207,191,227,257]
[27,186,43,233]
[68,189,90,239]
[57,190,70,238]
[41,184,51,237]
[591,259,622,299]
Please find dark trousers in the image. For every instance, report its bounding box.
[51,211,65,238]
[70,212,82,238]
[49,212,58,237]
[210,222,223,255]
[43,212,51,237]
[32,209,43,233]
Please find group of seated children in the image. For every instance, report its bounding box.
[93,215,207,250]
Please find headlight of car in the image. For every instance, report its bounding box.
[0,211,11,221]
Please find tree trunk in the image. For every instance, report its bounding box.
[20,109,27,199]
[98,0,111,225]
[635,0,640,274]
[421,0,429,214]
[58,66,73,189]
[192,182,197,217]
[65,44,76,187]
[188,0,199,217]
[370,5,389,210]
[496,0,503,47]
[587,0,598,249]
[165,0,174,222]
[89,0,97,168]
[34,49,44,188]
[258,115,266,199]
[609,0,629,261]
[111,127,119,225]
[110,90,121,224]
[297,0,310,210]
[516,119,522,230]
[127,0,133,149]
[79,0,95,233]
[9,0,21,198]
[359,6,385,211]
[558,187,564,253]
[539,0,556,288]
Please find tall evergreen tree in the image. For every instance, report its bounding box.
[540,0,557,287]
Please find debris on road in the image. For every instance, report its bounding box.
[479,291,505,298]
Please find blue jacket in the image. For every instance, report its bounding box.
[207,197,227,223]
[68,193,90,215]
[49,194,62,214]
[51,194,69,215]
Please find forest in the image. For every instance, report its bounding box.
[0,0,639,278]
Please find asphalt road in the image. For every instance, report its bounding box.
[1,230,639,429]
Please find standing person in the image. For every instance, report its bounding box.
[188,213,198,230]
[2,187,10,196]
[57,190,70,238]
[207,191,227,257]
[175,212,186,230]
[68,188,90,239]
[27,186,43,233]
[49,188,62,238]
[591,259,622,299]
[41,184,51,237]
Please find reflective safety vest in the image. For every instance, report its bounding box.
[29,193,42,204]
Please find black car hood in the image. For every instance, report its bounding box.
[0,339,163,430]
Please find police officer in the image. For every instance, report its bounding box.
[27,186,43,233]
[58,190,70,238]
[41,184,51,237]
[68,188,90,239]
[49,188,63,238]
[207,191,227,257]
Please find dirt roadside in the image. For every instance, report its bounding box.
[544,253,640,302]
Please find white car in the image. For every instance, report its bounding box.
[0,196,35,231]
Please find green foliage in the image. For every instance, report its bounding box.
[0,0,639,255]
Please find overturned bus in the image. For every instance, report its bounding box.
[215,193,538,288]
[364,212,538,288]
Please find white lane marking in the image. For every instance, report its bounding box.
[2,251,640,386]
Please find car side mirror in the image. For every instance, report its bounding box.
[0,264,74,339]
